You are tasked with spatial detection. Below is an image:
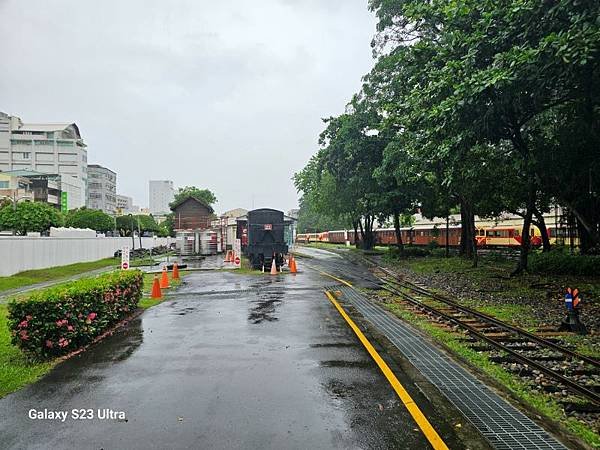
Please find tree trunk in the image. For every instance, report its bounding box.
[513,183,536,275]
[445,216,450,258]
[358,219,365,249]
[353,220,360,249]
[563,201,600,252]
[393,211,404,254]
[459,199,468,256]
[460,197,476,262]
[533,209,551,252]
[363,214,375,250]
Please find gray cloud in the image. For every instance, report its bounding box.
[0,0,376,212]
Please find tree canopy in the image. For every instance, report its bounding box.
[170,187,217,208]
[295,0,600,269]
[116,214,160,237]
[0,202,64,235]
[65,207,114,232]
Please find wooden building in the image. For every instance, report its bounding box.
[171,196,214,230]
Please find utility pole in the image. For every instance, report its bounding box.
[137,216,142,249]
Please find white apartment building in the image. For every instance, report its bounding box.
[116,194,139,215]
[0,112,88,204]
[88,164,116,215]
[149,180,174,215]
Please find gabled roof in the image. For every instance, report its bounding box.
[170,195,214,213]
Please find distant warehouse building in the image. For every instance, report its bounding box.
[0,111,88,205]
[171,196,216,255]
[88,164,116,215]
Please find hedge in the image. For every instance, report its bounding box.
[529,251,600,276]
[7,270,144,358]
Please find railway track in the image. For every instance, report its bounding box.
[367,263,600,409]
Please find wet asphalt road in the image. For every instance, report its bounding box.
[1,253,438,449]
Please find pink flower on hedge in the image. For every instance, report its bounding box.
[18,320,28,328]
[58,337,70,348]
[45,340,54,348]
[19,330,29,340]
[25,315,32,320]
[55,319,68,327]
[67,325,74,331]
[87,312,97,320]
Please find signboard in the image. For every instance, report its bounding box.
[234,255,241,267]
[264,224,272,231]
[60,192,68,213]
[234,238,241,255]
[121,246,130,270]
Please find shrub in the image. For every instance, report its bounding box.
[7,270,144,358]
[529,251,600,276]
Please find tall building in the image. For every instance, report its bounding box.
[0,111,88,203]
[116,194,139,215]
[149,180,174,215]
[3,169,84,210]
[88,164,116,215]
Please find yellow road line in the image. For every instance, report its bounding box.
[325,290,449,450]
[319,270,353,287]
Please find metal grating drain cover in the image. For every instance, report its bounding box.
[330,285,567,450]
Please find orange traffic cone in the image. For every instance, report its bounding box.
[151,275,162,299]
[172,262,180,280]
[270,258,278,275]
[290,255,297,274]
[160,266,170,289]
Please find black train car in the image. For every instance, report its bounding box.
[246,208,288,269]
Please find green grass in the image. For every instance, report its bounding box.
[0,304,56,398]
[389,253,600,301]
[129,257,159,268]
[0,257,119,293]
[383,297,600,448]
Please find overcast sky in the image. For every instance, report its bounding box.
[0,1,376,213]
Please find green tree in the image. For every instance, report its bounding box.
[65,207,114,232]
[116,215,160,236]
[159,213,175,237]
[170,186,217,208]
[0,201,64,235]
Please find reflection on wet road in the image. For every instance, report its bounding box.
[0,255,433,450]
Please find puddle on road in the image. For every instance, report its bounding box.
[247,289,284,324]
[310,342,359,348]
[320,360,372,368]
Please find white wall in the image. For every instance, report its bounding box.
[0,236,175,276]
